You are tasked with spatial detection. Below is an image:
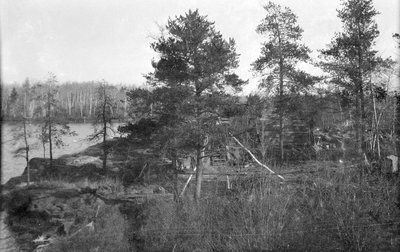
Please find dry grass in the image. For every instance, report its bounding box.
[137,163,400,251]
[17,161,400,251]
[46,205,130,252]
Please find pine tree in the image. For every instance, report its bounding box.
[252,2,312,163]
[320,0,381,155]
[148,9,245,201]
[35,73,76,169]
[11,84,34,185]
[89,80,119,169]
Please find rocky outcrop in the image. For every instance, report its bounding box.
[4,186,104,251]
[3,182,172,251]
[63,155,114,169]
[2,137,176,250]
[64,155,102,167]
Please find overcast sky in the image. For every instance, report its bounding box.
[1,0,399,92]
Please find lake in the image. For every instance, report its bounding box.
[0,122,122,251]
[1,122,122,184]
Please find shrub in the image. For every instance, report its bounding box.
[5,190,33,215]
[47,205,130,252]
[136,164,400,251]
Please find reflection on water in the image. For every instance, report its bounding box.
[1,123,122,184]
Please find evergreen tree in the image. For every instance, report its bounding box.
[89,80,119,169]
[35,73,75,168]
[393,33,400,161]
[11,84,34,185]
[147,9,245,201]
[252,2,312,163]
[320,0,381,155]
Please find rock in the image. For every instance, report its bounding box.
[6,190,32,215]
[61,220,75,235]
[135,149,153,155]
[153,186,166,194]
[20,233,34,240]
[139,188,154,194]
[125,187,139,195]
[52,189,80,199]
[80,187,97,194]
[26,158,47,175]
[64,212,75,219]
[160,157,172,164]
[4,176,30,190]
[125,184,167,196]
[110,167,120,172]
[386,155,398,173]
[24,158,66,176]
[65,155,102,168]
[98,185,113,195]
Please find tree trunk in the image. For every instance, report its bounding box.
[42,137,46,159]
[171,138,180,201]
[195,146,203,202]
[278,57,284,164]
[23,120,30,186]
[396,93,400,161]
[94,99,98,119]
[355,88,362,155]
[67,92,72,116]
[360,85,366,153]
[124,95,128,119]
[194,84,203,202]
[89,92,93,118]
[369,74,380,158]
[79,91,84,118]
[48,90,53,169]
[102,86,108,170]
[357,26,366,156]
[195,134,208,202]
[23,93,30,185]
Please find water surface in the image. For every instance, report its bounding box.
[1,123,121,184]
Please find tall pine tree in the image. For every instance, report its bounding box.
[252,2,312,163]
[148,9,245,201]
[320,0,380,155]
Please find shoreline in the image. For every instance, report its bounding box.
[1,137,174,251]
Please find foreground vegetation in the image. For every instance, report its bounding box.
[3,136,400,251]
[21,161,397,252]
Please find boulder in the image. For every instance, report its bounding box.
[65,155,102,168]
[386,155,398,173]
[124,184,166,195]
[153,186,166,194]
[6,190,33,215]
[23,158,66,176]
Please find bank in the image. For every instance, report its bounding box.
[1,137,174,251]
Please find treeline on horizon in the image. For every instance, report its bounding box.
[1,79,129,122]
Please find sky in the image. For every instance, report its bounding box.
[1,0,399,93]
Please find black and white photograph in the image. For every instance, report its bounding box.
[1,0,399,251]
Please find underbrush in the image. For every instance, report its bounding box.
[17,162,400,251]
[137,166,400,251]
[46,205,130,252]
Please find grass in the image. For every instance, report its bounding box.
[8,161,400,251]
[45,205,130,252]
[25,177,125,194]
[135,162,400,251]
